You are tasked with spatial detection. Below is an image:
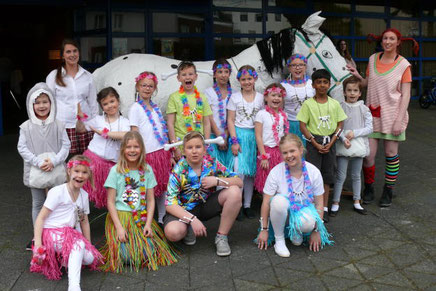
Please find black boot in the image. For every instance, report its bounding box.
[379,185,393,207]
[362,183,375,204]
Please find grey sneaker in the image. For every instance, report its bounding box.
[183,226,196,246]
[215,234,231,256]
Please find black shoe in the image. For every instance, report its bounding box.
[329,210,338,217]
[353,207,368,215]
[323,211,329,223]
[26,240,33,251]
[243,207,256,219]
[236,208,244,221]
[362,183,375,204]
[379,185,393,207]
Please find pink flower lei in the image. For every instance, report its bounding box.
[265,105,289,145]
[135,72,158,85]
[264,86,286,97]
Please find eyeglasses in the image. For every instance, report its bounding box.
[289,64,306,69]
[139,84,155,89]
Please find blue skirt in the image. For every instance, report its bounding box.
[228,127,257,176]
[289,120,306,147]
[208,134,232,169]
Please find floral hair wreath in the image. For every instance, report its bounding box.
[67,160,91,169]
[264,86,286,97]
[236,69,258,80]
[286,54,307,66]
[213,63,232,73]
[135,72,158,86]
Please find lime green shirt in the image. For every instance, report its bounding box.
[166,90,212,139]
[297,96,347,136]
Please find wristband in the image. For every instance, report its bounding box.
[335,128,342,137]
[220,133,227,139]
[101,127,109,139]
[229,136,239,145]
[76,113,88,121]
[257,153,271,160]
[178,215,196,224]
[31,245,47,265]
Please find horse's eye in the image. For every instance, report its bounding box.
[171,64,178,69]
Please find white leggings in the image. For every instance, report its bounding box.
[52,234,95,291]
[270,195,316,241]
[234,157,254,208]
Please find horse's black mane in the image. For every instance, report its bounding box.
[256,28,310,77]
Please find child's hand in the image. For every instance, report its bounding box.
[257,230,269,250]
[218,139,228,151]
[143,225,153,238]
[260,159,269,170]
[170,157,177,167]
[173,148,182,161]
[344,139,351,149]
[201,176,218,189]
[345,130,354,140]
[191,218,207,237]
[231,144,241,156]
[116,226,128,242]
[40,159,54,172]
[309,231,321,252]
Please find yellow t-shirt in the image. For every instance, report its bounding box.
[297,96,347,136]
[166,89,213,139]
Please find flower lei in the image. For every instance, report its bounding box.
[67,160,90,169]
[282,75,310,86]
[213,63,232,73]
[180,86,203,132]
[213,82,232,132]
[286,54,307,66]
[138,99,169,146]
[285,161,314,212]
[124,168,147,228]
[135,72,158,85]
[265,105,289,144]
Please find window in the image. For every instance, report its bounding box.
[94,14,105,29]
[256,13,262,22]
[275,13,281,22]
[113,14,123,31]
[240,13,248,22]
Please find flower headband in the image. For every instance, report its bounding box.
[135,72,158,85]
[286,54,307,66]
[236,69,258,80]
[264,86,286,97]
[67,160,91,169]
[213,63,232,73]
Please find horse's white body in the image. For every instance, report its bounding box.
[93,11,350,115]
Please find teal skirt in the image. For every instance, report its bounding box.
[208,134,232,169]
[289,120,306,147]
[228,127,257,176]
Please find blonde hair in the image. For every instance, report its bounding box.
[183,131,205,147]
[66,155,94,188]
[279,133,306,154]
[116,131,148,174]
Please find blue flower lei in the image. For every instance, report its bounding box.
[285,161,314,212]
[282,75,310,86]
[138,99,169,146]
[213,82,232,133]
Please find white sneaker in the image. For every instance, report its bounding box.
[274,240,290,257]
[291,233,303,246]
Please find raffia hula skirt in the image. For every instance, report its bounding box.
[30,227,103,280]
[100,211,178,273]
[146,148,172,197]
[208,134,232,169]
[228,127,257,177]
[254,146,282,192]
[83,149,115,209]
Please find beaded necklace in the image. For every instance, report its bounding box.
[123,168,147,228]
[265,105,289,145]
[180,86,203,132]
[213,82,232,132]
[285,162,314,212]
[138,99,169,146]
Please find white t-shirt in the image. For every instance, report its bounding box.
[263,162,324,202]
[129,102,167,154]
[43,184,90,229]
[282,80,315,121]
[255,109,287,148]
[227,92,264,128]
[204,86,231,134]
[85,115,130,162]
[46,66,98,128]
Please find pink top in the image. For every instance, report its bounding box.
[367,53,411,134]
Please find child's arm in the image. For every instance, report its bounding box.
[17,129,42,167]
[48,129,70,170]
[323,121,344,153]
[203,114,211,139]
[87,79,99,119]
[227,110,241,156]
[348,110,373,139]
[257,193,271,250]
[300,121,323,152]
[80,214,91,242]
[210,115,221,137]
[107,187,127,242]
[254,121,269,170]
[144,188,155,237]
[166,113,181,160]
[309,194,323,252]
[90,127,127,140]
[76,103,88,133]
[34,206,52,248]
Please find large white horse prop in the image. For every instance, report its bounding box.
[93,11,350,115]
